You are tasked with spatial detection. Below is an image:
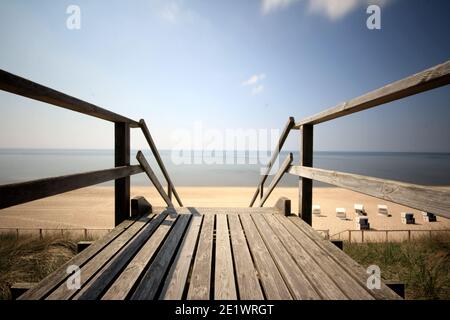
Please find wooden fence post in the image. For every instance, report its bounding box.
[115,122,130,226]
[299,124,313,225]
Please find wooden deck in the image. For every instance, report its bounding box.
[19,207,401,300]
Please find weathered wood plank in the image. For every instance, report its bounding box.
[115,122,131,225]
[131,214,191,300]
[295,60,450,127]
[239,214,292,300]
[101,213,178,300]
[275,215,375,299]
[187,214,214,300]
[258,153,293,207]
[140,119,183,206]
[73,211,171,300]
[214,214,237,300]
[228,215,263,300]
[47,213,156,300]
[285,215,401,300]
[0,69,139,126]
[251,214,320,300]
[298,125,313,224]
[18,218,136,300]
[0,165,143,210]
[289,166,450,219]
[250,117,295,207]
[137,151,174,207]
[159,215,203,300]
[263,214,347,299]
[274,197,291,216]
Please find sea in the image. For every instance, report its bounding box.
[1,149,450,187]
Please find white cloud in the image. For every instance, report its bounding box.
[261,0,392,20]
[242,73,266,86]
[155,0,198,24]
[252,85,264,95]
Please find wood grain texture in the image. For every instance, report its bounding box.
[0,165,143,210]
[0,69,139,126]
[289,165,450,219]
[295,60,450,127]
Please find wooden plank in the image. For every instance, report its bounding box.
[239,214,292,300]
[274,197,291,216]
[46,213,156,300]
[19,218,136,300]
[250,117,295,207]
[295,60,450,127]
[214,214,237,300]
[159,215,203,300]
[102,214,181,300]
[262,214,347,299]
[298,125,313,224]
[228,215,264,300]
[289,166,450,219]
[130,214,191,300]
[140,119,183,206]
[251,214,320,300]
[0,165,143,210]
[275,215,376,300]
[187,214,214,300]
[73,211,171,300]
[258,153,293,207]
[285,215,401,300]
[0,69,139,126]
[115,122,131,225]
[137,151,174,207]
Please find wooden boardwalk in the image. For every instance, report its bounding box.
[19,207,400,300]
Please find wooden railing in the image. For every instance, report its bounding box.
[0,70,182,226]
[251,60,450,224]
[330,229,450,243]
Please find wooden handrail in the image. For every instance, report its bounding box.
[249,117,295,207]
[136,151,174,207]
[295,60,450,128]
[259,153,293,207]
[0,70,140,127]
[288,165,450,219]
[139,119,183,206]
[0,165,143,210]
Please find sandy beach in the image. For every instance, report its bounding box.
[0,186,449,238]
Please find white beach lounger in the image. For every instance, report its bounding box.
[377,204,389,216]
[336,208,347,219]
[312,204,321,215]
[354,204,365,216]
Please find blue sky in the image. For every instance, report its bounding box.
[0,0,449,152]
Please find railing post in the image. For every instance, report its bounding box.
[115,122,130,226]
[298,124,313,225]
[259,184,264,200]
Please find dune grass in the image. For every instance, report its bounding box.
[344,234,450,300]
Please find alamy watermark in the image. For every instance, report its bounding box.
[366,264,381,290]
[66,5,81,30]
[66,264,81,290]
[367,5,381,30]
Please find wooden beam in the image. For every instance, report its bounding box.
[131,196,152,218]
[299,125,313,225]
[289,166,450,219]
[0,70,139,127]
[258,153,293,207]
[0,165,143,210]
[115,122,131,226]
[139,119,183,206]
[136,151,174,207]
[295,60,450,128]
[274,197,291,216]
[249,117,295,207]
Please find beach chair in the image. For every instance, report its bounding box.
[355,216,370,230]
[377,204,389,216]
[312,204,321,215]
[354,204,366,216]
[401,212,415,224]
[421,211,437,222]
[336,208,347,220]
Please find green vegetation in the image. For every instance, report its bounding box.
[344,234,450,300]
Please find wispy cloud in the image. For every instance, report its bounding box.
[251,85,264,95]
[261,0,391,20]
[242,73,266,86]
[154,0,198,24]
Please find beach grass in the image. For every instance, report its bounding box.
[344,234,450,299]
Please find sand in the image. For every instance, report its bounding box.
[0,186,449,238]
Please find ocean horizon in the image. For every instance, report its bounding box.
[1,148,450,188]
